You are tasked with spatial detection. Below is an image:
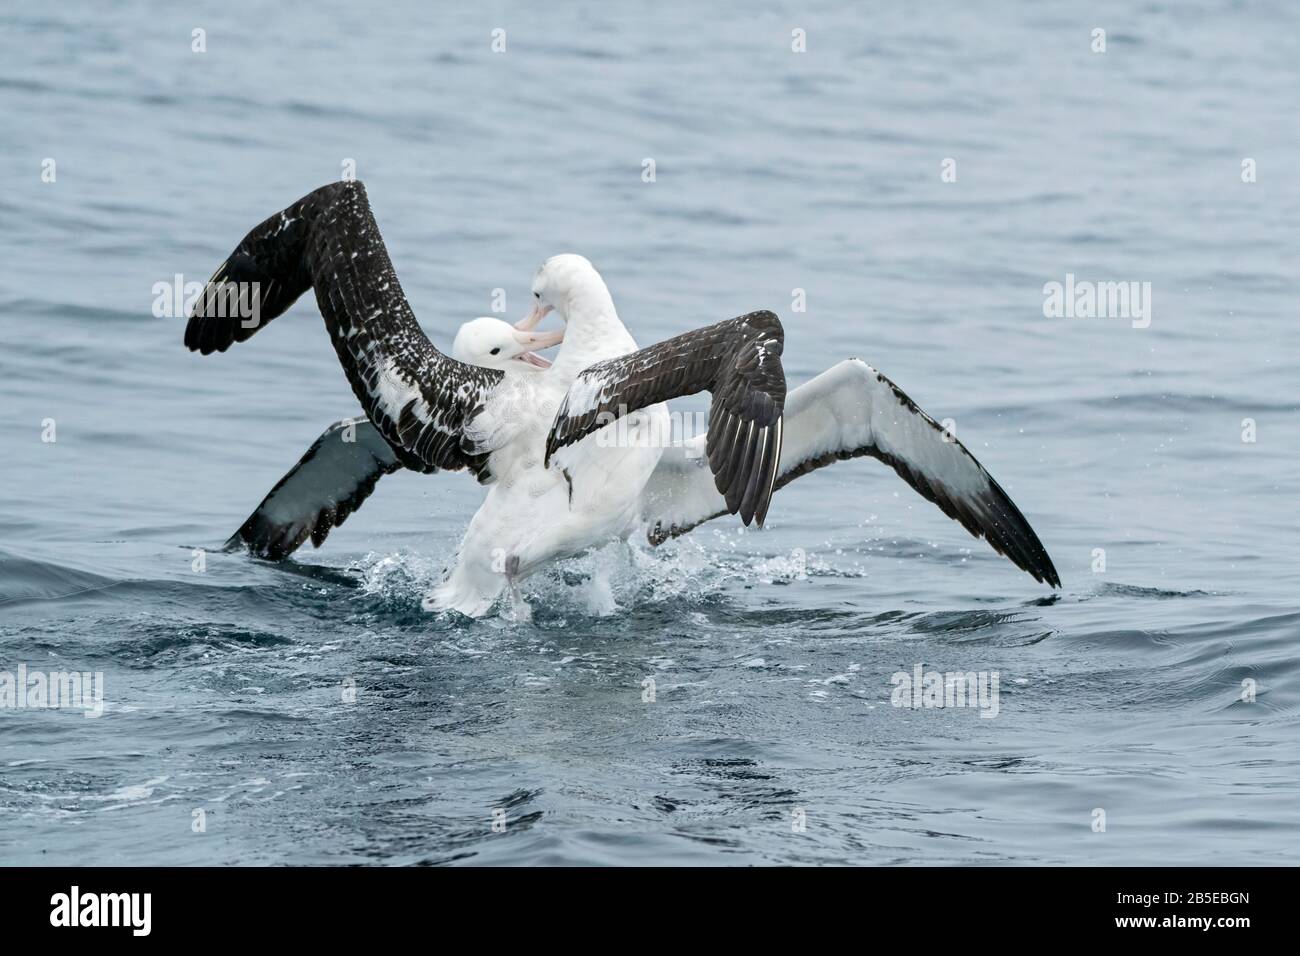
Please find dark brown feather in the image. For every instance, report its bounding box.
[545,311,787,526]
[186,181,502,480]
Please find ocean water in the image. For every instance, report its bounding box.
[1,1,1298,865]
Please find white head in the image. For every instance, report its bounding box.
[451,316,563,371]
[516,254,614,331]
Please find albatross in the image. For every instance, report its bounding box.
[185,181,1060,616]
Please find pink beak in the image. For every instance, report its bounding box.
[516,301,554,331]
[513,326,564,368]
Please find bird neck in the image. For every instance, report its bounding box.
[559,272,617,323]
[549,284,638,379]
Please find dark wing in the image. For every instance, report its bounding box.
[637,359,1060,587]
[545,311,786,526]
[185,181,503,479]
[226,418,403,560]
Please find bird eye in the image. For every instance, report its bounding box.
[534,292,540,299]
[489,347,501,355]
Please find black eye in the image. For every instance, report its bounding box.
[489,347,501,355]
[534,292,540,299]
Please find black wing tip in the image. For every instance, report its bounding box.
[1036,555,1063,589]
[183,315,235,354]
[321,178,366,198]
[711,417,782,528]
[985,485,1061,590]
[1031,542,1062,587]
[226,520,298,562]
[980,517,1061,590]
[1021,563,1061,588]
[182,180,372,357]
[984,506,1061,589]
[744,309,784,331]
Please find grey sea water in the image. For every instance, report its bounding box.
[1,1,1297,865]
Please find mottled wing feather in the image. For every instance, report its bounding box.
[186,181,502,479]
[545,311,786,526]
[225,418,403,560]
[638,359,1060,587]
[184,197,317,354]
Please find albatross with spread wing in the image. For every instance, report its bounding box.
[184,181,1059,617]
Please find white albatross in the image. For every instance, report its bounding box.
[184,181,1060,617]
